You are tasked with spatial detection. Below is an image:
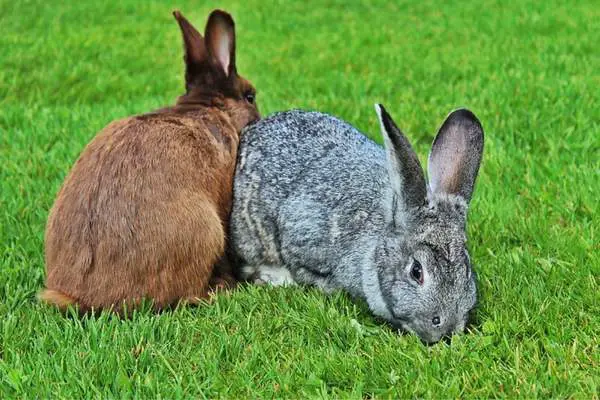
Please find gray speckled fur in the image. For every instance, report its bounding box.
[230,106,484,343]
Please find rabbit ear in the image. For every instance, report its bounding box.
[428,109,484,203]
[173,11,208,86]
[205,10,236,77]
[375,104,427,224]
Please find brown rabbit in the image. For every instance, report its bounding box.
[40,9,260,313]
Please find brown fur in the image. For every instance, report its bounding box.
[41,10,259,313]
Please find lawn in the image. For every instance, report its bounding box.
[1,0,598,397]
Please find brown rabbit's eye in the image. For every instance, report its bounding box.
[410,260,424,285]
[244,92,255,104]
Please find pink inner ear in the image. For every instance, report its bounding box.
[214,32,231,76]
[429,138,464,196]
[438,153,464,195]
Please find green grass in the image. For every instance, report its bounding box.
[1,0,598,397]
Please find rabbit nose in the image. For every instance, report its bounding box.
[432,316,441,326]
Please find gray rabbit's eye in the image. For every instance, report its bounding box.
[410,259,424,285]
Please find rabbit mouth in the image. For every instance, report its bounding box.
[389,317,447,344]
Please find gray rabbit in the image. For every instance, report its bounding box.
[230,104,484,343]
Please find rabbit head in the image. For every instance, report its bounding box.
[373,105,484,343]
[173,10,259,130]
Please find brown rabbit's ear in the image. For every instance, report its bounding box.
[204,10,236,77]
[173,10,207,84]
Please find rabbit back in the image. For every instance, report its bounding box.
[231,110,388,287]
[44,109,238,312]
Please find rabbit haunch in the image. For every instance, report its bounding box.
[41,9,259,313]
[230,106,484,343]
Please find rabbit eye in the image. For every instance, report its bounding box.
[244,92,255,104]
[410,260,424,285]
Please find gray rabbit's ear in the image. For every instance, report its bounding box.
[428,109,484,203]
[375,104,427,222]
